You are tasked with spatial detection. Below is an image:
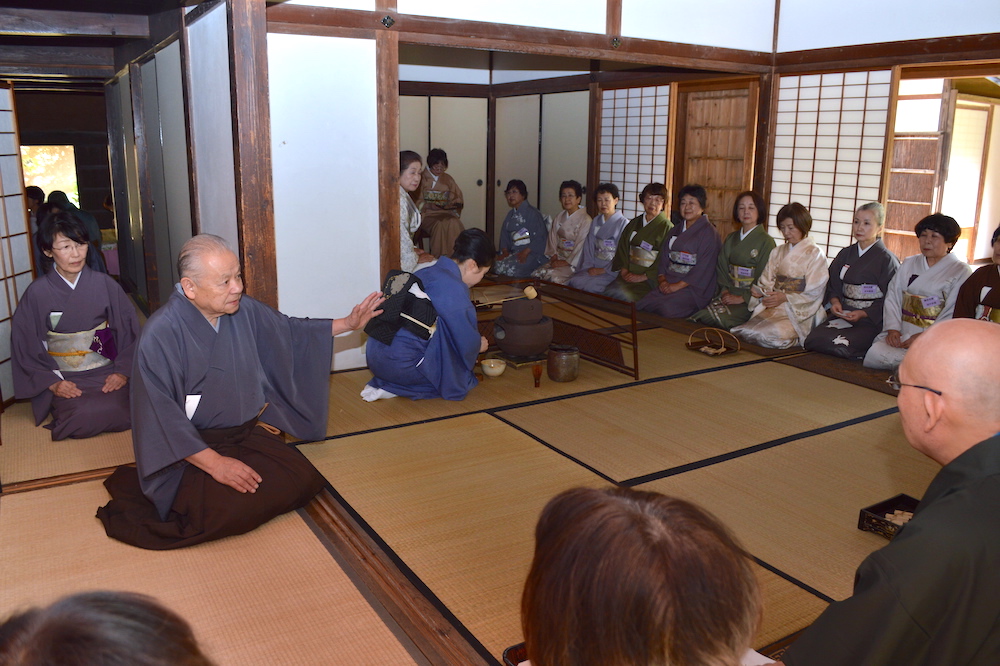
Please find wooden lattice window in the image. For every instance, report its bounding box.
[599,85,670,218]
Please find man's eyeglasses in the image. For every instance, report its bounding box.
[886,374,942,396]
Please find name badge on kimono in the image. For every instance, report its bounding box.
[859,283,881,297]
[513,227,531,246]
[560,239,575,250]
[921,295,941,309]
[639,240,653,251]
[730,264,754,287]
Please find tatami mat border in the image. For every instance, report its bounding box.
[319,482,502,666]
[620,406,900,486]
[489,413,617,485]
[752,556,834,604]
[303,356,775,446]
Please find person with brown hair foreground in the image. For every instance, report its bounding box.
[781,318,1000,665]
[522,486,764,666]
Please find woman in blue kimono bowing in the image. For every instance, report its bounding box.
[364,229,494,401]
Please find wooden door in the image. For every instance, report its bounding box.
[884,135,941,259]
[673,81,757,240]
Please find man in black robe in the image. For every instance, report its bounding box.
[780,318,1000,665]
[97,234,383,549]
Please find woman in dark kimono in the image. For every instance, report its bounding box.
[12,212,139,440]
[363,229,494,401]
[804,202,900,359]
[954,225,1000,323]
[637,184,722,318]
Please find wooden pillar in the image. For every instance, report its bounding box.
[376,27,400,278]
[228,0,278,307]
[752,71,776,203]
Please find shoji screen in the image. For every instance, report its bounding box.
[599,85,670,219]
[769,71,891,259]
[0,84,29,404]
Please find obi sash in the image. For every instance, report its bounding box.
[729,264,755,289]
[774,274,806,293]
[512,226,531,247]
[555,238,576,260]
[46,321,113,372]
[975,305,1000,324]
[629,244,659,269]
[423,190,448,206]
[668,250,697,275]
[901,291,943,328]
[842,282,884,310]
[595,236,617,262]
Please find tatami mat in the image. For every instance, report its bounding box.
[500,362,898,483]
[753,564,829,647]
[0,402,135,485]
[0,480,418,665]
[637,414,939,601]
[323,328,760,440]
[303,413,606,659]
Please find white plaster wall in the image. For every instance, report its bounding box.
[491,53,589,84]
[399,64,491,84]
[268,33,381,370]
[397,0,606,34]
[186,4,238,248]
[540,91,590,219]
[622,0,774,53]
[778,0,1000,52]
[399,45,490,84]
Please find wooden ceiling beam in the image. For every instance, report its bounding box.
[0,45,114,77]
[0,8,149,39]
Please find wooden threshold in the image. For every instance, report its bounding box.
[303,488,496,666]
[1,465,119,495]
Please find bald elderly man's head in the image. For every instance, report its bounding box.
[899,319,1000,464]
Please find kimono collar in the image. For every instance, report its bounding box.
[739,224,759,241]
[172,283,222,332]
[53,266,85,290]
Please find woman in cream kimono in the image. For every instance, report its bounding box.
[400,150,435,273]
[417,148,465,257]
[864,214,972,370]
[533,180,592,284]
[732,202,828,349]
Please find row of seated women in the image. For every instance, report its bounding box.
[506,177,997,370]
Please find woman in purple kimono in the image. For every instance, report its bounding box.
[12,213,139,440]
[566,183,629,294]
[637,184,722,318]
[363,229,494,401]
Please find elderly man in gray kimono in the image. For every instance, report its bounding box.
[97,234,383,550]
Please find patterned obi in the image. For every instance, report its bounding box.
[729,264,755,289]
[595,236,617,262]
[842,282,884,310]
[976,305,1000,324]
[629,243,659,269]
[47,321,112,372]
[556,238,576,260]
[774,274,806,293]
[667,250,697,275]
[901,291,943,329]
[511,224,531,247]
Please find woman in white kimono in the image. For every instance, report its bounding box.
[566,183,629,294]
[399,150,435,273]
[864,214,972,370]
[732,202,828,349]
[533,180,593,284]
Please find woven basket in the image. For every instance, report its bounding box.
[686,327,741,356]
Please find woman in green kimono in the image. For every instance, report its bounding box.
[601,183,673,302]
[690,191,776,329]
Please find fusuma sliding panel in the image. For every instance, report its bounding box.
[769,71,891,259]
[599,86,669,219]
